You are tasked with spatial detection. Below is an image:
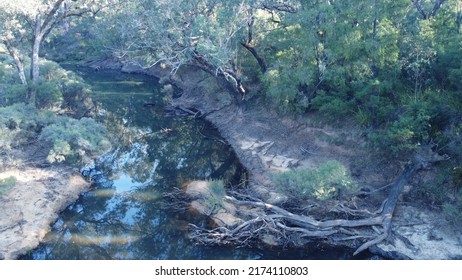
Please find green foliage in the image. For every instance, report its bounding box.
[209,179,226,198]
[370,107,432,157]
[33,60,93,110]
[445,168,462,224]
[0,176,16,195]
[262,67,314,113]
[203,179,226,211]
[0,103,110,167]
[443,200,462,224]
[32,79,62,108]
[0,58,93,112]
[39,117,111,165]
[47,140,72,163]
[311,91,354,121]
[270,161,358,201]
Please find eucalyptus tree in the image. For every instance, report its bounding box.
[0,0,112,105]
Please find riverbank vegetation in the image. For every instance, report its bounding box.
[1,46,110,168]
[1,0,462,257]
[0,102,110,168]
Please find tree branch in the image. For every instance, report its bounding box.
[40,0,66,34]
[412,0,428,19]
[429,0,446,18]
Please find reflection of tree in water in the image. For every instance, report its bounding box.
[29,70,245,259]
[95,93,242,187]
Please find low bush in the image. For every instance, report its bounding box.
[39,117,111,165]
[270,160,358,201]
[369,106,432,158]
[203,179,226,212]
[0,103,110,166]
[443,196,462,225]
[410,163,462,225]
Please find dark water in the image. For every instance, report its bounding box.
[24,68,363,260]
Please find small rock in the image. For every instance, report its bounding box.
[261,234,281,246]
[213,211,242,227]
[428,228,444,241]
[266,191,288,205]
[189,200,210,216]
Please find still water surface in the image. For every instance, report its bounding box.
[25,68,360,259]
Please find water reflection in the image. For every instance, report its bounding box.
[26,69,252,260]
[25,69,359,260]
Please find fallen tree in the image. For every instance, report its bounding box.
[189,146,449,256]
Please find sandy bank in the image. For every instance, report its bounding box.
[0,167,89,259]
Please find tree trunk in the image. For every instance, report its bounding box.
[412,0,428,19]
[29,14,43,106]
[240,42,267,73]
[192,52,246,103]
[3,41,28,86]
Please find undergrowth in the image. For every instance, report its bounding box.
[0,103,110,167]
[270,160,358,201]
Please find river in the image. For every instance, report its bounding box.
[23,67,365,260]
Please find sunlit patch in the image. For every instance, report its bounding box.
[71,234,140,245]
[91,188,116,198]
[90,90,152,96]
[128,190,160,202]
[95,81,145,86]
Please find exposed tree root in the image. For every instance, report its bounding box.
[189,146,448,256]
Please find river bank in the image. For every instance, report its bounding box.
[83,58,462,259]
[0,166,89,260]
[0,80,108,259]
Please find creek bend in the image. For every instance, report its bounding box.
[23,67,359,260]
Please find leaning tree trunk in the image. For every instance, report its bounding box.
[192,51,247,103]
[3,40,28,86]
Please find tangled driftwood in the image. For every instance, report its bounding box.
[189,146,448,256]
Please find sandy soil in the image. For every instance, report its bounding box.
[0,167,90,260]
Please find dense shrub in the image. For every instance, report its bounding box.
[368,103,434,158]
[270,160,358,201]
[443,195,462,224]
[39,117,111,164]
[262,67,314,113]
[0,103,110,166]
